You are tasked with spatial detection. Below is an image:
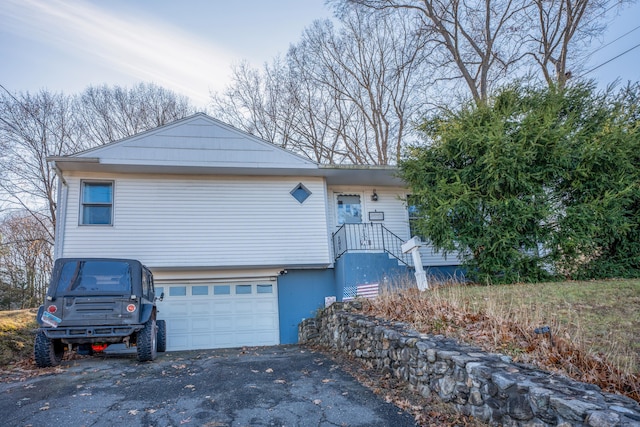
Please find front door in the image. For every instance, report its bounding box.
[336,194,362,225]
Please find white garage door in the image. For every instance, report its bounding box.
[155,281,279,351]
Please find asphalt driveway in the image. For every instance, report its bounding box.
[0,345,417,427]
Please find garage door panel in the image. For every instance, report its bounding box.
[213,317,234,330]
[235,331,259,346]
[191,317,211,331]
[212,301,233,313]
[168,318,189,333]
[169,335,189,350]
[255,300,277,312]
[191,302,211,315]
[236,317,255,329]
[259,317,278,328]
[191,334,213,347]
[159,281,279,351]
[253,332,279,345]
[235,301,254,314]
[213,333,236,347]
[163,302,189,316]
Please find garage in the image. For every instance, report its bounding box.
[154,280,279,351]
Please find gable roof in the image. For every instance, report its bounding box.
[60,113,316,172]
[49,113,404,186]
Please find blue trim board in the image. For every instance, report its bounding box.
[277,255,465,344]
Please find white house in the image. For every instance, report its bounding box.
[48,113,461,351]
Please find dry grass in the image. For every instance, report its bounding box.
[0,309,38,367]
[361,279,640,403]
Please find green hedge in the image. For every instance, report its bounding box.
[401,83,640,284]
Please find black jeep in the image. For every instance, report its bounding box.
[34,258,167,367]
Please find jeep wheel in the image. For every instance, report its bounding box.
[136,318,157,362]
[157,319,167,352]
[34,330,64,368]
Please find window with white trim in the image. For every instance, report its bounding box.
[81,181,113,225]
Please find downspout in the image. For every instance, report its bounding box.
[51,162,67,260]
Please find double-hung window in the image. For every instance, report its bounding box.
[81,181,113,225]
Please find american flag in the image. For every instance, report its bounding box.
[343,283,379,301]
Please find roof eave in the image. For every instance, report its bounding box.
[47,158,405,187]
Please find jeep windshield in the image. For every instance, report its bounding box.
[55,260,132,294]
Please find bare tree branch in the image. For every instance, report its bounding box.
[211,7,430,164]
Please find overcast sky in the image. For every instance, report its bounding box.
[0,0,638,110]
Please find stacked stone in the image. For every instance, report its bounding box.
[299,302,640,427]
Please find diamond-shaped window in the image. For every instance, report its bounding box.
[290,183,311,204]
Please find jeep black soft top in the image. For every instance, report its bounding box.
[34,258,167,367]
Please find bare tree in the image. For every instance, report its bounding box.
[342,0,628,98]
[211,57,353,163]
[211,7,428,165]
[284,71,351,163]
[342,0,531,103]
[0,88,85,240]
[77,82,196,145]
[0,83,196,307]
[0,84,195,239]
[293,8,431,164]
[529,0,622,88]
[210,59,288,147]
[0,212,52,309]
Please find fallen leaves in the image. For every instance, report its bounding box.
[312,346,485,427]
[361,289,640,403]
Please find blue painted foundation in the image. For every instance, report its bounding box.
[277,269,336,344]
[334,252,409,301]
[277,253,465,344]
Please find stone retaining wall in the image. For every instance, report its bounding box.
[299,302,640,426]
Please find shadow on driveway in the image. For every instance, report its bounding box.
[0,345,418,426]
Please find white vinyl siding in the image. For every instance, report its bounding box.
[61,173,330,268]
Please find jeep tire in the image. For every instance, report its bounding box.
[136,318,157,362]
[34,330,64,368]
[157,319,167,352]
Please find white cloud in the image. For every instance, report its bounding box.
[1,0,236,106]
